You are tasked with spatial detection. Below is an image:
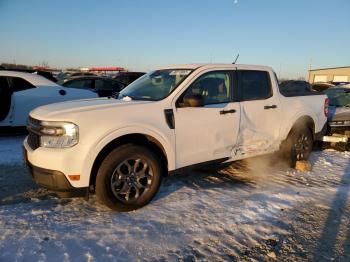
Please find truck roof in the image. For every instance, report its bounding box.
[158,63,274,72]
[0,70,59,87]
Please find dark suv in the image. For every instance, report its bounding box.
[62,76,125,97]
[113,72,145,86]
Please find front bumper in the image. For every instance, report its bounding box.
[23,136,91,192]
[26,160,75,191]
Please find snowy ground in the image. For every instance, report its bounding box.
[0,136,349,261]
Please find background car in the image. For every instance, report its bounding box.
[324,85,350,146]
[113,72,145,86]
[322,84,350,150]
[0,70,98,128]
[311,82,335,92]
[279,80,314,96]
[62,76,126,97]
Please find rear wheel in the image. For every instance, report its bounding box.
[95,144,162,211]
[282,126,313,167]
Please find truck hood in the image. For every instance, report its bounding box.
[30,97,152,120]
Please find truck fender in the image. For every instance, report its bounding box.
[81,126,176,185]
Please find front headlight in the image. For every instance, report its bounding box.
[39,121,79,148]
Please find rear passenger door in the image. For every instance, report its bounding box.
[234,70,281,157]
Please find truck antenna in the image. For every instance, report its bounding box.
[232,54,239,64]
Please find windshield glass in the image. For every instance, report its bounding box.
[118,69,193,101]
[325,88,350,107]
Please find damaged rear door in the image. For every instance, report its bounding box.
[233,69,281,158]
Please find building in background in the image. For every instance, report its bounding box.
[308,66,350,84]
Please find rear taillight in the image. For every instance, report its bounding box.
[324,98,329,117]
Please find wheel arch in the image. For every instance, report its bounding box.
[89,133,169,188]
[286,115,316,140]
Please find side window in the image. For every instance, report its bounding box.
[64,79,92,89]
[179,71,231,106]
[112,80,125,91]
[9,77,36,92]
[0,77,12,121]
[95,79,123,91]
[95,79,105,90]
[0,77,10,90]
[239,70,272,101]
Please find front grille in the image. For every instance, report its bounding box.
[27,131,40,150]
[27,116,41,150]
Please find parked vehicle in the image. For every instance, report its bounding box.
[114,72,145,86]
[57,72,97,85]
[23,64,328,211]
[62,76,126,97]
[0,71,98,127]
[311,82,335,92]
[33,71,58,82]
[322,84,350,150]
[70,72,96,78]
[279,80,314,96]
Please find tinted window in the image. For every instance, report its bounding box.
[64,79,92,89]
[179,71,231,106]
[95,79,124,91]
[9,77,36,92]
[240,70,272,100]
[111,80,125,91]
[0,77,11,121]
[95,79,105,90]
[279,80,311,95]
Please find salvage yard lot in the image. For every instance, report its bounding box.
[0,136,349,261]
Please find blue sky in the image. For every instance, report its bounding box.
[0,0,349,78]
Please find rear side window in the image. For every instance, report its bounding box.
[8,77,36,92]
[64,79,92,89]
[239,70,272,101]
[95,79,124,91]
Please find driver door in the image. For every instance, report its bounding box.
[174,70,240,168]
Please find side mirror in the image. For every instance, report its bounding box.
[183,93,204,107]
[59,89,66,96]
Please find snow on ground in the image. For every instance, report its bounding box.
[0,136,349,261]
[0,136,24,164]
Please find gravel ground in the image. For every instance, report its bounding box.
[0,136,349,261]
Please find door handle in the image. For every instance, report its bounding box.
[220,109,236,115]
[264,105,277,109]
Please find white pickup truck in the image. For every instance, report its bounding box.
[23,64,328,211]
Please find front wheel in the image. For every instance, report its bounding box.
[95,144,162,211]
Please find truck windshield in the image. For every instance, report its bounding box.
[118,69,193,101]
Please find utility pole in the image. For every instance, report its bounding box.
[308,57,313,82]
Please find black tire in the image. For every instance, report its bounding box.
[95,144,162,211]
[281,126,313,167]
